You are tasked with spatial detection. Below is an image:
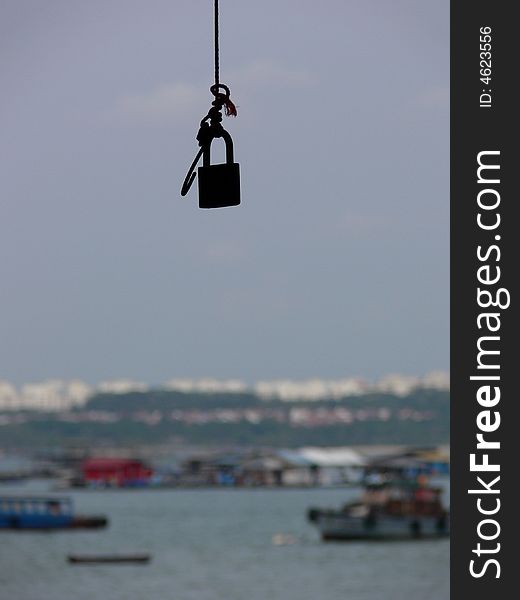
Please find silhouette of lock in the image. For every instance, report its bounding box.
[198,130,240,209]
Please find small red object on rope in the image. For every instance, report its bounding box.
[224,97,237,117]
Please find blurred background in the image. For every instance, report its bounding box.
[1,2,449,599]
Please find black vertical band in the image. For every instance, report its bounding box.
[451,1,517,596]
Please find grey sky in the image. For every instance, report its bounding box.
[0,1,449,386]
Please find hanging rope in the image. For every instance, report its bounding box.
[180,0,238,196]
[210,0,236,116]
[214,0,219,87]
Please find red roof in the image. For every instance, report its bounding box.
[82,458,145,470]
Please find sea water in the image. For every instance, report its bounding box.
[0,482,449,600]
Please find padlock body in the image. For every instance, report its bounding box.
[198,163,240,209]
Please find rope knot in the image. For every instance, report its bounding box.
[210,84,237,117]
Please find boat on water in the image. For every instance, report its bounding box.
[68,553,151,565]
[307,478,449,541]
[0,496,108,530]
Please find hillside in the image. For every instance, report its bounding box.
[0,388,449,449]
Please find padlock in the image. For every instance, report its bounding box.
[197,130,240,209]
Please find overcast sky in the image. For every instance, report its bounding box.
[0,1,448,386]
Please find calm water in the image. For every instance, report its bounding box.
[0,481,449,600]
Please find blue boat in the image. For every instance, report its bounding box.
[0,496,108,530]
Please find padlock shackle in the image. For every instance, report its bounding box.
[181,130,234,197]
[202,129,234,167]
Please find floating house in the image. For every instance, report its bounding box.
[82,458,153,487]
[364,446,450,479]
